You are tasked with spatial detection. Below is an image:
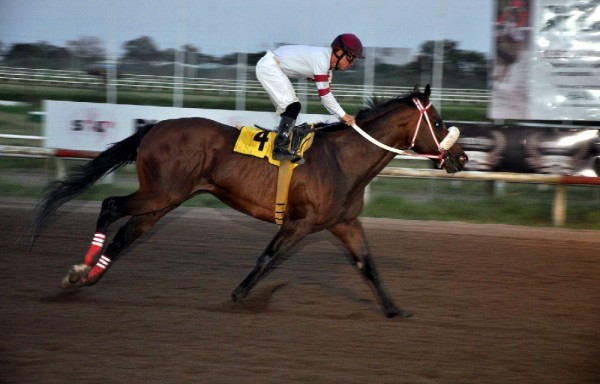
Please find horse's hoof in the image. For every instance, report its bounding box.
[60,264,90,290]
[397,310,413,318]
[231,288,248,302]
[60,275,82,290]
[385,306,413,319]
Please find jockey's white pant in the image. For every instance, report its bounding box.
[256,51,299,116]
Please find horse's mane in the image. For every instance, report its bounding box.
[356,91,426,122]
[314,90,427,133]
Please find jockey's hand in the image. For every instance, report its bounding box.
[340,114,356,126]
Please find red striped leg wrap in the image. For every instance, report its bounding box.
[84,255,111,283]
[83,232,106,266]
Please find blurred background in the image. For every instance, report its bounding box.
[1,0,600,228]
[0,0,492,111]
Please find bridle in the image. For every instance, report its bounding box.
[408,97,460,168]
[346,97,460,169]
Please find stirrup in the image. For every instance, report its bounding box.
[291,156,305,165]
[273,148,300,162]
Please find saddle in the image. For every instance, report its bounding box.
[233,123,314,165]
[234,124,315,225]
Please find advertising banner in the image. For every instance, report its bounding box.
[454,121,600,176]
[44,101,333,151]
[43,102,600,176]
[490,0,600,121]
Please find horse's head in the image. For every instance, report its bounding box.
[409,85,468,173]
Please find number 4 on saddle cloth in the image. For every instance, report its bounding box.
[233,124,315,225]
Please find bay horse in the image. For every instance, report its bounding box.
[31,85,467,318]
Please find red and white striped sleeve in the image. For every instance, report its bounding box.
[313,72,346,118]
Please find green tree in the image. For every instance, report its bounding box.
[373,40,488,89]
[415,40,488,88]
[67,36,106,65]
[3,41,71,69]
[121,36,159,63]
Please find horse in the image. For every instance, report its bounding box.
[30,84,468,318]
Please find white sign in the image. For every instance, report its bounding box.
[489,0,600,121]
[44,100,334,151]
[530,0,600,120]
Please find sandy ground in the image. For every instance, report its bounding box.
[0,198,598,383]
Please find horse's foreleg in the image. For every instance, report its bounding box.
[329,219,409,318]
[231,223,309,301]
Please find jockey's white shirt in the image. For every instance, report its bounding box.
[256,45,346,118]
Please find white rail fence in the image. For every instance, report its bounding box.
[377,167,600,226]
[0,66,490,104]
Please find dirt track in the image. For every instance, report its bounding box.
[1,197,598,383]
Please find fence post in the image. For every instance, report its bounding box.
[55,158,66,180]
[552,184,566,226]
[235,52,247,111]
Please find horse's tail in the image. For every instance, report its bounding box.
[29,124,155,244]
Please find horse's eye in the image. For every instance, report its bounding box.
[434,120,442,129]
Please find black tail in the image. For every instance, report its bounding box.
[29,124,155,244]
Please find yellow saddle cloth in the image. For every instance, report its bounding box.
[233,126,314,166]
[234,125,315,225]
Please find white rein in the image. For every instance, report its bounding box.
[350,97,460,161]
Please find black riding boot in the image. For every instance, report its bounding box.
[273,116,300,162]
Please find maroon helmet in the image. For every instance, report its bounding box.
[331,33,365,58]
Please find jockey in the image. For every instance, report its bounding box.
[256,33,365,161]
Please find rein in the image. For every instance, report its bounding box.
[349,97,459,168]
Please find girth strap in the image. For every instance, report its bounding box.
[275,160,294,225]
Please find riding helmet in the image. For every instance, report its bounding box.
[331,33,365,58]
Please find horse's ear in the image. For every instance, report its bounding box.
[413,84,420,93]
[424,84,431,99]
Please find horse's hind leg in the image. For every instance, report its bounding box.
[328,218,409,318]
[79,195,135,266]
[62,194,140,287]
[62,191,180,288]
[81,205,177,286]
